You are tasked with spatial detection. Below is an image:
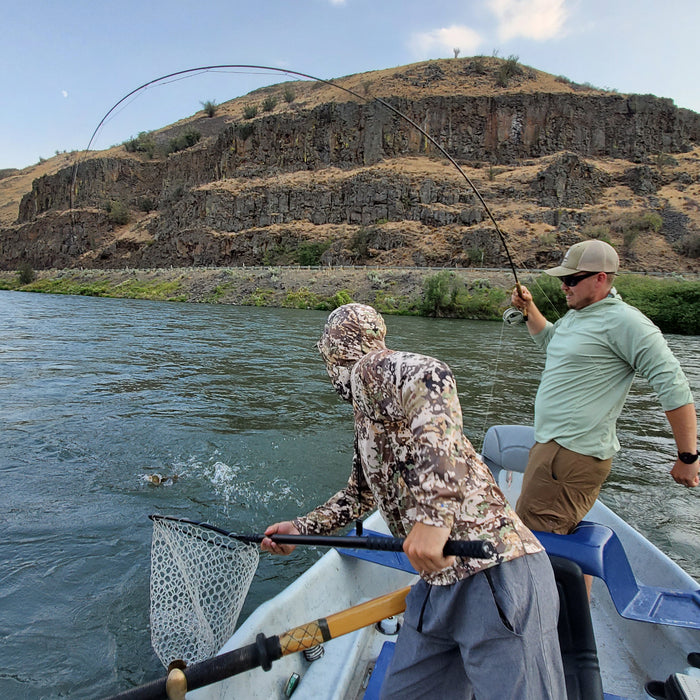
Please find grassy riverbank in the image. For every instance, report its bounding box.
[1,266,698,334]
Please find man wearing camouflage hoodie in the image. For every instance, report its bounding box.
[262,304,565,699]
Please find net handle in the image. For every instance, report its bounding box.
[150,515,496,559]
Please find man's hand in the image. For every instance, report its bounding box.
[403,521,455,573]
[261,521,300,555]
[510,284,532,311]
[671,459,700,488]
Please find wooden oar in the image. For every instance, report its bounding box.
[105,586,411,700]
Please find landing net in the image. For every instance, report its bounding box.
[150,516,259,667]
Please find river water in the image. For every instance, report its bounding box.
[1,290,698,698]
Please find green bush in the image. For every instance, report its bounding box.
[17,262,35,285]
[138,196,157,213]
[243,104,258,119]
[107,200,130,225]
[283,287,322,309]
[200,100,217,117]
[495,55,523,87]
[235,122,255,140]
[373,290,418,315]
[615,275,700,335]
[296,242,331,266]
[466,247,485,265]
[350,227,374,259]
[676,232,700,258]
[421,271,455,316]
[168,129,201,154]
[124,131,157,158]
[607,211,663,247]
[529,273,700,334]
[283,86,296,103]
[246,287,275,306]
[469,57,488,75]
[420,271,507,319]
[529,274,569,320]
[580,224,612,244]
[262,95,278,112]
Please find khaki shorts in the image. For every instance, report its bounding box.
[515,441,612,535]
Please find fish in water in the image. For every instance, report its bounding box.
[145,473,179,486]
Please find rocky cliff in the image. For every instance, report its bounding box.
[2,57,699,273]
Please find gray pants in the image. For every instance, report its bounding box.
[379,551,566,700]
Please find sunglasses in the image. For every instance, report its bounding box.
[559,271,599,287]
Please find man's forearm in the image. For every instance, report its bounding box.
[524,303,548,336]
[667,403,699,487]
[666,403,698,454]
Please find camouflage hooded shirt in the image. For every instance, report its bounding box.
[293,304,542,585]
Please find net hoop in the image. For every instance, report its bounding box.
[150,515,259,667]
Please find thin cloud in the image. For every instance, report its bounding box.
[410,25,483,57]
[487,0,569,41]
[61,90,69,98]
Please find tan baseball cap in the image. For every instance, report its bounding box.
[546,240,619,277]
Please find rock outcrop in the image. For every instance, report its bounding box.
[1,57,699,273]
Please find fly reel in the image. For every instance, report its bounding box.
[502,307,525,325]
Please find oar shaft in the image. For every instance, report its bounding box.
[324,585,410,639]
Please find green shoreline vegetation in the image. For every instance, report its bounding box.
[1,267,698,335]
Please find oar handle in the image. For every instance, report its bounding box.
[104,634,282,700]
[105,587,412,700]
[262,533,496,559]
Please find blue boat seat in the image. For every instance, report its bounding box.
[340,522,700,630]
[337,529,417,574]
[535,522,700,629]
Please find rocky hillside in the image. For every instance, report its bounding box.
[1,56,699,273]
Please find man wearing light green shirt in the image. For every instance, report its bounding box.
[510,240,697,552]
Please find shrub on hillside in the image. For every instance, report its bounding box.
[262,96,278,112]
[243,104,258,119]
[296,242,331,266]
[235,122,255,140]
[529,274,569,320]
[495,55,523,87]
[168,129,201,154]
[107,200,130,225]
[200,100,217,117]
[124,132,157,158]
[676,232,700,258]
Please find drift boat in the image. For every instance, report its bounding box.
[186,425,700,700]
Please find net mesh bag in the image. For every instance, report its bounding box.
[150,516,259,667]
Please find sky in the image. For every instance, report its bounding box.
[2,0,699,170]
